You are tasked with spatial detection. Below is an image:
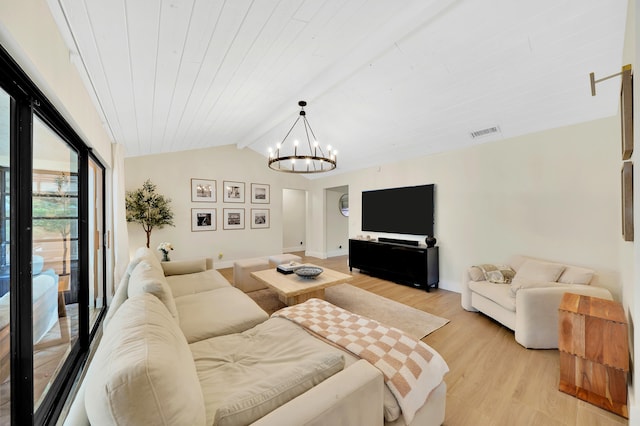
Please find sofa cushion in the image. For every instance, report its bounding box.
[558,266,594,285]
[161,258,207,276]
[128,260,179,322]
[512,260,565,284]
[468,281,515,312]
[132,246,164,273]
[190,317,346,424]
[166,269,231,298]
[104,252,151,328]
[175,286,268,342]
[84,294,206,426]
[214,353,344,426]
[473,264,515,284]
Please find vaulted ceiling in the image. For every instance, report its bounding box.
[48,0,628,176]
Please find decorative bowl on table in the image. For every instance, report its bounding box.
[295,266,323,278]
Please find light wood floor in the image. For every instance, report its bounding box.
[220,253,628,426]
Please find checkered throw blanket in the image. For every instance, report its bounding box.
[272,298,449,424]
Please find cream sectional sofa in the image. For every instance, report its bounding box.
[64,248,448,425]
[461,255,613,349]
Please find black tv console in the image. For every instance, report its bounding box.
[348,239,439,291]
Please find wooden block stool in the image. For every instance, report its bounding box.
[233,258,270,293]
[558,292,629,418]
[268,254,302,268]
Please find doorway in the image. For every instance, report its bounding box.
[282,189,306,253]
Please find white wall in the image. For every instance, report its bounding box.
[310,117,622,296]
[282,188,307,252]
[325,187,349,257]
[0,0,112,166]
[622,0,639,420]
[124,145,309,267]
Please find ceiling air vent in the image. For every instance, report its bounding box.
[470,126,501,139]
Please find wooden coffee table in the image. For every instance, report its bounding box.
[251,265,351,306]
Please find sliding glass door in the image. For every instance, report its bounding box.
[0,44,107,425]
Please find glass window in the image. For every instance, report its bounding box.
[32,116,79,410]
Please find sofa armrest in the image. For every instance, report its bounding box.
[515,285,612,349]
[252,360,384,426]
[161,258,212,276]
[460,270,477,312]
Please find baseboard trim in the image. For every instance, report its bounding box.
[305,250,326,259]
[284,246,305,253]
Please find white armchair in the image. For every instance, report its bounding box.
[462,255,613,349]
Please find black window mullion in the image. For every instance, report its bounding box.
[10,96,34,426]
[77,149,89,348]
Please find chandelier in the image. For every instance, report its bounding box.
[268,101,337,173]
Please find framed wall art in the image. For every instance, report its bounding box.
[192,208,216,232]
[621,66,634,160]
[251,183,270,204]
[223,181,245,203]
[223,208,245,230]
[622,161,634,241]
[250,209,270,229]
[191,178,216,202]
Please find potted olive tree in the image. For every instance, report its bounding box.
[125,179,174,248]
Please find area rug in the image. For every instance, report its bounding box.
[247,284,449,339]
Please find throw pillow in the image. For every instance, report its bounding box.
[510,260,566,297]
[557,266,594,285]
[467,266,485,282]
[512,260,566,283]
[473,264,516,284]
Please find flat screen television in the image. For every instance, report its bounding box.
[361,184,434,236]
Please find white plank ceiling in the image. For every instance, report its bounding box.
[48,0,628,176]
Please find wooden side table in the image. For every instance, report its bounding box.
[558,293,628,418]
